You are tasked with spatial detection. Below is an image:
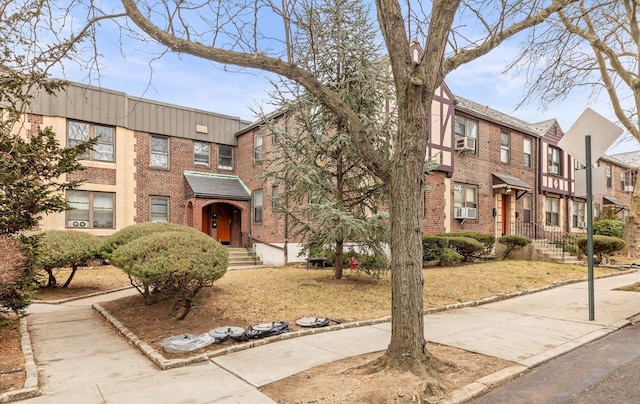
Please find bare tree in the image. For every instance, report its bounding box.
[508,0,640,255]
[117,0,576,383]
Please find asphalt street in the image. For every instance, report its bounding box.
[470,321,640,404]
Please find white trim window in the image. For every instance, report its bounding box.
[523,138,532,168]
[150,196,169,222]
[66,191,114,229]
[68,121,115,162]
[254,131,263,162]
[218,144,233,170]
[453,183,478,209]
[253,190,263,222]
[573,201,585,228]
[454,115,478,154]
[500,130,510,163]
[194,141,210,166]
[150,135,169,168]
[547,146,560,175]
[545,197,560,226]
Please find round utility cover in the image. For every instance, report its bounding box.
[209,326,245,339]
[251,322,281,331]
[296,317,329,327]
[161,333,216,353]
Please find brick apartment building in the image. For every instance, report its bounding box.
[25,81,637,266]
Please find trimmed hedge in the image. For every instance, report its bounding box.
[498,235,532,260]
[37,230,102,288]
[439,248,462,266]
[445,236,484,262]
[422,236,448,262]
[592,219,625,238]
[438,232,495,256]
[0,235,33,316]
[99,222,206,259]
[111,231,228,320]
[576,235,626,264]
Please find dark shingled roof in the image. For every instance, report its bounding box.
[603,195,627,207]
[184,171,251,201]
[492,173,532,190]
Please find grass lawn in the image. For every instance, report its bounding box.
[96,260,618,356]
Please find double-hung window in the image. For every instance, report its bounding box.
[547,146,560,175]
[500,130,510,163]
[68,121,115,162]
[545,197,560,226]
[150,196,169,222]
[194,142,210,166]
[66,191,114,229]
[150,135,169,168]
[218,145,233,170]
[454,115,478,154]
[621,170,629,190]
[253,190,263,222]
[573,201,585,227]
[453,183,478,209]
[254,131,263,162]
[606,165,612,188]
[523,138,532,168]
[522,194,532,224]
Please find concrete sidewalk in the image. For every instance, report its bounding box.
[15,270,640,403]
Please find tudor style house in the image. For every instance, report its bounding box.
[22,80,637,265]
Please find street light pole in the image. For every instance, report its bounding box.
[585,135,595,321]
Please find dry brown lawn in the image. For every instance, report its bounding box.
[0,260,626,401]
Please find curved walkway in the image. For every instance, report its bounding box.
[12,270,640,403]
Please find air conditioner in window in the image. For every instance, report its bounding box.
[67,220,89,228]
[455,137,475,152]
[625,185,634,192]
[548,166,559,175]
[454,207,477,220]
[579,222,587,228]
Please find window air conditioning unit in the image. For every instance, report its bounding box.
[455,137,475,152]
[579,222,587,228]
[454,207,477,220]
[548,166,559,175]
[625,185,634,192]
[68,220,89,228]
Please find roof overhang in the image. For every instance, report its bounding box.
[492,173,532,200]
[184,171,251,201]
[603,196,627,213]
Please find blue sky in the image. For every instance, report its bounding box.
[50,5,639,155]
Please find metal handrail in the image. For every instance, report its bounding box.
[499,221,572,262]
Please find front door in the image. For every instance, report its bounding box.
[501,195,510,236]
[216,205,232,245]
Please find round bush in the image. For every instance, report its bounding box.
[422,236,448,262]
[439,248,462,266]
[592,219,625,238]
[498,235,532,260]
[111,231,228,319]
[576,235,626,264]
[444,236,484,262]
[438,232,494,256]
[37,230,102,287]
[99,222,206,259]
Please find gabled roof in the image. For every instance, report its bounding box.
[184,171,251,201]
[454,95,542,137]
[607,150,640,168]
[528,119,557,136]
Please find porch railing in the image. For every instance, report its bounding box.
[498,221,569,261]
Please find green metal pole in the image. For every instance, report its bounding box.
[585,135,595,321]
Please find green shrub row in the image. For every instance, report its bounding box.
[576,235,626,264]
[423,232,494,264]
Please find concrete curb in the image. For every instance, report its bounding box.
[0,318,40,403]
[92,269,638,371]
[32,286,133,305]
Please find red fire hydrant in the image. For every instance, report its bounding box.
[349,258,358,270]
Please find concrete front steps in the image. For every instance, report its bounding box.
[531,239,583,265]
[226,247,264,269]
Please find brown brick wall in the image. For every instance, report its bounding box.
[237,126,290,244]
[422,172,447,235]
[67,167,116,185]
[134,131,248,231]
[449,114,537,235]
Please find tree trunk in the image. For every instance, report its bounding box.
[334,239,344,279]
[46,269,57,288]
[382,80,438,374]
[62,264,78,288]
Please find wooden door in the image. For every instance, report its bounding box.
[501,196,510,236]
[216,205,231,244]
